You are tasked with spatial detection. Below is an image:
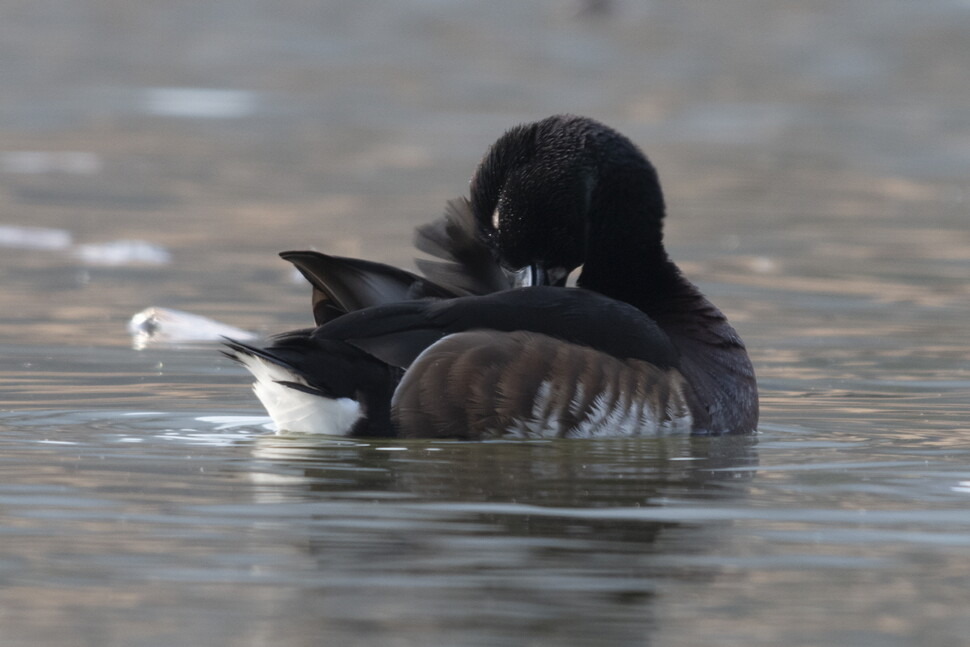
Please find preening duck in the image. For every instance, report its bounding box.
[225,115,758,438]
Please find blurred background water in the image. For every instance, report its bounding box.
[1,1,968,645]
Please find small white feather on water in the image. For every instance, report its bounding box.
[128,306,257,349]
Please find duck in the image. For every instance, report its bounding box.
[225,115,758,438]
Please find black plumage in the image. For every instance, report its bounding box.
[225,115,758,438]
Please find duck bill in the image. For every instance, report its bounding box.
[509,264,569,288]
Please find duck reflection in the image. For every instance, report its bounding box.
[244,435,757,643]
[247,433,757,540]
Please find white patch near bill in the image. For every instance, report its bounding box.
[233,353,361,436]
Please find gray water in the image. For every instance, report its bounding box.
[1,1,969,645]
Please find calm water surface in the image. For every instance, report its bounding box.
[1,1,968,645]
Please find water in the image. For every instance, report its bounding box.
[1,1,969,645]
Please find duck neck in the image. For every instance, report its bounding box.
[576,161,696,322]
[577,234,700,326]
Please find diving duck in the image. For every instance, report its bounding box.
[225,115,758,438]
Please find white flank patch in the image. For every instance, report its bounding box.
[509,372,695,439]
[234,353,361,436]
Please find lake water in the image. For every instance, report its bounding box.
[1,1,968,645]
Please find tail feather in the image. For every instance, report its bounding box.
[223,335,400,436]
[223,339,363,435]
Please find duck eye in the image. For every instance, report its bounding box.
[491,208,500,232]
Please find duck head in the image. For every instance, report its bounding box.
[469,115,669,289]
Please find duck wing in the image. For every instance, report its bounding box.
[281,251,458,325]
[314,286,679,371]
[284,199,515,326]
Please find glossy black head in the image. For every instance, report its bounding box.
[469,115,667,286]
